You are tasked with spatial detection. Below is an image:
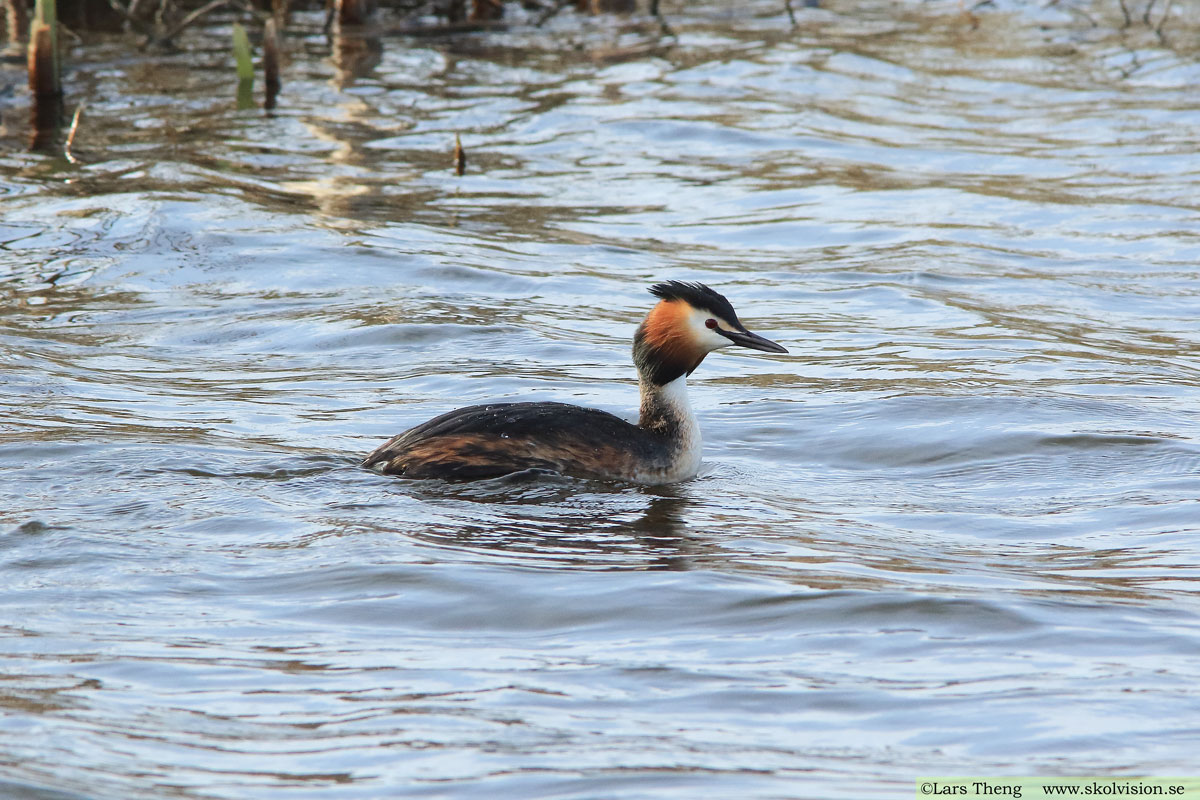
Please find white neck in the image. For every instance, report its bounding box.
[638,375,703,481]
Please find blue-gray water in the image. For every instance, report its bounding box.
[2,1,1200,798]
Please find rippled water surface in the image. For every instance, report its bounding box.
[3,1,1200,797]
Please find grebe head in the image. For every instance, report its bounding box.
[632,280,788,386]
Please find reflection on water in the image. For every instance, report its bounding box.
[394,478,701,569]
[3,1,1200,798]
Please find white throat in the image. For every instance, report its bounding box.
[656,375,696,424]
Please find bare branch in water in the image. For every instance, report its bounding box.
[105,0,155,36]
[156,0,233,46]
[1142,0,1158,25]
[1154,0,1174,35]
[650,0,674,38]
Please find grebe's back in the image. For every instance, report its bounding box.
[362,400,695,482]
[361,281,785,484]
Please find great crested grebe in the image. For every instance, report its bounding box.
[362,281,787,484]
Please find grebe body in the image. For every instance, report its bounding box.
[362,281,786,484]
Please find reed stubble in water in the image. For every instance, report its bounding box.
[27,0,61,140]
[5,0,27,47]
[263,16,281,110]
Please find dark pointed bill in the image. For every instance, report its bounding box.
[720,328,788,354]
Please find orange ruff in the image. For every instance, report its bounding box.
[642,300,705,375]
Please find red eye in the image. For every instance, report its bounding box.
[705,318,718,329]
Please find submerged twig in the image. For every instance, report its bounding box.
[64,103,84,164]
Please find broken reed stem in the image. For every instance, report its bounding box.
[64,103,84,163]
[28,23,57,97]
[28,0,60,98]
[263,16,281,110]
[35,0,57,56]
[27,0,60,140]
[453,133,465,176]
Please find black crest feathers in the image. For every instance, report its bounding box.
[648,281,744,331]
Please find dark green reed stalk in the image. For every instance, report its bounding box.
[232,21,253,109]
